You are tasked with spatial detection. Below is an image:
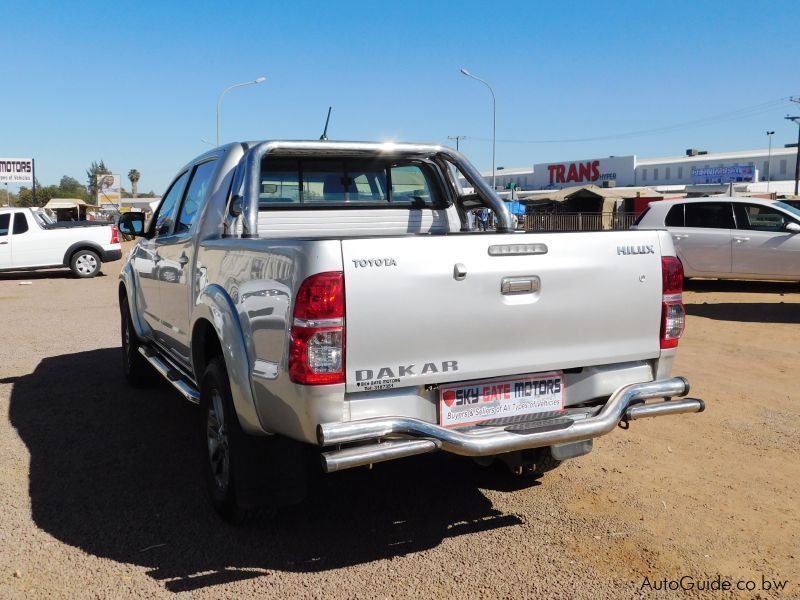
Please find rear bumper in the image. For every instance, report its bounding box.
[101,248,123,263]
[317,377,703,473]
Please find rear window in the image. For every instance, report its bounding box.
[684,202,734,229]
[259,157,442,208]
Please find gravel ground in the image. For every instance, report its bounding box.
[1,248,798,598]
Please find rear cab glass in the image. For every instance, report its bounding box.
[259,157,444,209]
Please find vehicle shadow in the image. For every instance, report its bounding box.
[684,279,799,294]
[8,348,524,593]
[685,302,800,324]
[0,270,109,281]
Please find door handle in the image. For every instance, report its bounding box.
[673,234,688,240]
[0,240,7,245]
[178,254,189,266]
[733,237,750,243]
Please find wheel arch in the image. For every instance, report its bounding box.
[63,241,104,266]
[191,285,264,435]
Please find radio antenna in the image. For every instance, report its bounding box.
[320,106,332,140]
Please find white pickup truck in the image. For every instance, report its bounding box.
[117,141,704,520]
[0,207,122,277]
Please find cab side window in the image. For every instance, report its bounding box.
[175,160,217,234]
[684,202,734,229]
[734,204,792,232]
[13,213,29,234]
[665,204,684,227]
[0,214,9,236]
[153,171,190,237]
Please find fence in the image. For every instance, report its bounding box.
[522,212,638,232]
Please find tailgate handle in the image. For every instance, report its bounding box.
[501,276,540,295]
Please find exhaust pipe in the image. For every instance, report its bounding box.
[322,439,438,473]
[625,398,705,421]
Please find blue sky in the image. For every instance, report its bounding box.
[1,0,798,195]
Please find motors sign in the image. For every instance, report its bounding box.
[532,155,635,189]
[0,158,34,183]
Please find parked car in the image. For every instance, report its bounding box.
[0,207,122,277]
[633,197,800,281]
[118,140,703,520]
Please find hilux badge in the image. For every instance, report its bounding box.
[617,245,655,256]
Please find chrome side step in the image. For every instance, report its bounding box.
[138,346,200,403]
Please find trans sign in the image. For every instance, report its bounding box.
[532,155,635,189]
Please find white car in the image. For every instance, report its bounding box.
[633,196,800,281]
[0,207,122,277]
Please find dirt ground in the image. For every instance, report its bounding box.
[1,246,798,598]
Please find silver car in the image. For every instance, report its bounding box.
[634,196,800,281]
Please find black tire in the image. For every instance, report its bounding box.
[120,295,157,387]
[70,249,101,278]
[200,356,308,522]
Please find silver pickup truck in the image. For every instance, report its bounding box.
[118,140,704,520]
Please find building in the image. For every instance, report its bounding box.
[481,146,799,191]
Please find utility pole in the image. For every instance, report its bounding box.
[766,130,775,196]
[447,135,466,151]
[789,96,800,196]
[786,115,800,196]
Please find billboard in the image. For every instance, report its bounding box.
[532,155,635,189]
[691,165,756,184]
[0,158,34,183]
[97,174,121,205]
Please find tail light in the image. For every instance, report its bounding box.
[110,225,119,244]
[289,272,345,385]
[660,256,685,349]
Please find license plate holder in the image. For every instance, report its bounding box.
[438,372,564,428]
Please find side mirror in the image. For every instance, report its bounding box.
[118,212,146,237]
[784,222,800,233]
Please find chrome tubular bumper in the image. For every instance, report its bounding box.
[318,377,704,473]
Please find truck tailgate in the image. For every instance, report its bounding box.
[342,231,664,393]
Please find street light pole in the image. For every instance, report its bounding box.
[786,116,800,196]
[460,68,496,191]
[216,76,267,146]
[766,130,775,196]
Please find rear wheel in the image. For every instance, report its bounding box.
[70,249,101,278]
[200,357,308,522]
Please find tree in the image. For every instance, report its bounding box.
[86,160,111,202]
[128,169,140,198]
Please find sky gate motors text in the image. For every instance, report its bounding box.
[443,377,562,407]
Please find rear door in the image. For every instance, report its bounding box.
[0,214,10,268]
[156,159,217,363]
[732,203,800,278]
[668,202,733,275]
[342,230,664,393]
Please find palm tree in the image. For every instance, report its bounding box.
[128,169,141,198]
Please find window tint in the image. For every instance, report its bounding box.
[665,204,684,227]
[258,157,440,208]
[735,204,794,232]
[153,171,190,236]
[684,202,734,229]
[176,160,216,233]
[0,214,9,236]
[12,213,28,234]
